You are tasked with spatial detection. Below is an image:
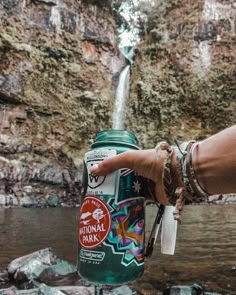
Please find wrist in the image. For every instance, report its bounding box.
[191,142,211,195]
[154,140,209,219]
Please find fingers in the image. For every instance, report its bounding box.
[90,149,158,180]
[90,151,136,175]
[88,148,172,206]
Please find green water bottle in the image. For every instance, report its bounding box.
[78,130,146,285]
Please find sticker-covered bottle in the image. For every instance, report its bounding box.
[78,130,146,285]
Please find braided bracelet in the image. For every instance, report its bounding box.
[155,141,190,220]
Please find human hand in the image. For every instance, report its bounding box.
[90,148,170,205]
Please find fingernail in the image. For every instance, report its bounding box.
[90,164,99,173]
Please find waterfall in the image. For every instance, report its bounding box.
[112,65,130,130]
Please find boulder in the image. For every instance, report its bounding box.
[7,248,76,284]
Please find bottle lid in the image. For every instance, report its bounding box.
[93,130,138,146]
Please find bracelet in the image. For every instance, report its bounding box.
[155,140,209,220]
[186,143,209,201]
[175,140,209,201]
[155,141,191,221]
[155,141,175,204]
[175,140,196,200]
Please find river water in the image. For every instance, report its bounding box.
[0,205,235,294]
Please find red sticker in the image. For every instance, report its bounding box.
[79,195,111,249]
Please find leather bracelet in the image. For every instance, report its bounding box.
[155,142,191,221]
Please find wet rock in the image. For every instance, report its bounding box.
[22,186,33,195]
[3,249,136,294]
[1,248,224,294]
[0,194,18,207]
[0,270,9,287]
[7,248,76,284]
[163,284,223,295]
[56,285,95,295]
[40,284,94,295]
[208,194,236,205]
[36,165,63,185]
[119,46,135,65]
[102,285,134,295]
[0,157,53,183]
[207,195,223,203]
[0,284,95,294]
[46,195,59,207]
[0,153,80,207]
[163,284,203,295]
[0,286,18,295]
[221,194,236,204]
[20,196,37,207]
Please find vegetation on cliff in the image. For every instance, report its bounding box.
[126,0,236,147]
[0,0,124,205]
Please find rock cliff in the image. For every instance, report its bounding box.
[0,0,125,206]
[126,0,236,148]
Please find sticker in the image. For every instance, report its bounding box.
[105,198,145,266]
[79,195,112,249]
[85,149,117,196]
[80,249,105,261]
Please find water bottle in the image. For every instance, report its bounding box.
[78,130,146,285]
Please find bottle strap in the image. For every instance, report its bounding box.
[144,204,165,258]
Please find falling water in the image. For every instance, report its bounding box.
[112,65,130,130]
[111,0,147,129]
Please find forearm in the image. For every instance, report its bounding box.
[192,125,236,195]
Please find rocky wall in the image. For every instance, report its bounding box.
[0,0,125,206]
[127,0,236,148]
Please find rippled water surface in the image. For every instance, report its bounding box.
[0,205,235,294]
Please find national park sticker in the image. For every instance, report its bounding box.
[79,195,111,249]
